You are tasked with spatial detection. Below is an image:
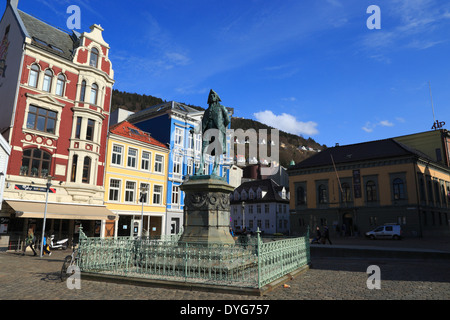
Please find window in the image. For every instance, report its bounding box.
[80,80,86,102]
[70,155,78,182]
[42,69,53,92]
[21,148,51,178]
[153,185,162,204]
[318,184,328,204]
[175,127,183,146]
[75,117,82,139]
[366,181,377,202]
[112,145,123,165]
[141,151,151,171]
[341,183,352,203]
[393,178,405,200]
[172,185,180,205]
[173,155,182,175]
[26,105,57,134]
[109,179,121,201]
[86,119,95,141]
[256,204,261,214]
[188,130,194,149]
[187,159,193,175]
[127,148,137,168]
[55,74,65,96]
[90,83,98,105]
[249,205,253,214]
[154,154,163,173]
[90,47,99,68]
[139,183,149,204]
[265,204,269,213]
[125,181,136,203]
[28,64,39,88]
[296,186,306,205]
[82,157,91,183]
[195,134,201,152]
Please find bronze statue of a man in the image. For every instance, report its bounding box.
[196,89,230,176]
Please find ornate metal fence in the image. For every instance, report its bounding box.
[77,229,309,289]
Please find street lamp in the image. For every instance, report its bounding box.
[139,184,148,238]
[40,175,52,258]
[241,201,246,232]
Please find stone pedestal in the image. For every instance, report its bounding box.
[179,175,235,245]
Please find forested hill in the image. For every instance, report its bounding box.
[110,89,326,167]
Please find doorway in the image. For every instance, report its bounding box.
[342,212,353,236]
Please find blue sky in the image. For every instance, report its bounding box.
[5,0,450,147]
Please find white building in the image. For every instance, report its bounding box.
[230,179,290,235]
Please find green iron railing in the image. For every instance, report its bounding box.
[77,229,310,289]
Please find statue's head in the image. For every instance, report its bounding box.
[208,89,221,105]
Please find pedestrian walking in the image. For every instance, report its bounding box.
[323,226,332,245]
[23,229,37,256]
[311,226,322,244]
[42,234,52,256]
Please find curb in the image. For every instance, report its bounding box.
[310,245,450,260]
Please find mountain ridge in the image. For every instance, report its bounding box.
[111,89,326,167]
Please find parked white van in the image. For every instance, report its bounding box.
[365,224,402,240]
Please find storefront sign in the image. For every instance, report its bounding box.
[15,185,56,193]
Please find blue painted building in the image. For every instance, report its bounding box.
[125,101,233,235]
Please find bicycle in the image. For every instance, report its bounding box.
[60,247,79,282]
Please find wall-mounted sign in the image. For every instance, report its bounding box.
[15,185,56,193]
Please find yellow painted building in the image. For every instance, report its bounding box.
[104,121,169,237]
[288,137,450,238]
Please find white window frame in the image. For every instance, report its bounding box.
[153,185,163,205]
[141,151,151,171]
[125,181,136,203]
[154,154,164,173]
[127,148,138,168]
[174,127,183,147]
[172,185,180,205]
[139,182,150,204]
[111,144,123,166]
[109,178,121,202]
[173,155,182,175]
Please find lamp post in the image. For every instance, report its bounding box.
[40,175,52,258]
[139,184,148,238]
[241,201,245,232]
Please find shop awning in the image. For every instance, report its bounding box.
[4,200,118,221]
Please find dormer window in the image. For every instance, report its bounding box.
[90,47,99,68]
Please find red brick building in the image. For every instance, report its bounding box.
[0,0,115,247]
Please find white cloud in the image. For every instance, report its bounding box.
[253,110,319,136]
[362,119,397,133]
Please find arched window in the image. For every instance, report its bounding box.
[341,183,352,203]
[82,156,91,184]
[21,148,51,178]
[89,47,99,68]
[393,178,405,200]
[318,185,327,204]
[366,180,377,202]
[55,74,66,96]
[90,83,98,105]
[80,80,86,102]
[296,186,306,205]
[28,64,40,88]
[42,69,53,92]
